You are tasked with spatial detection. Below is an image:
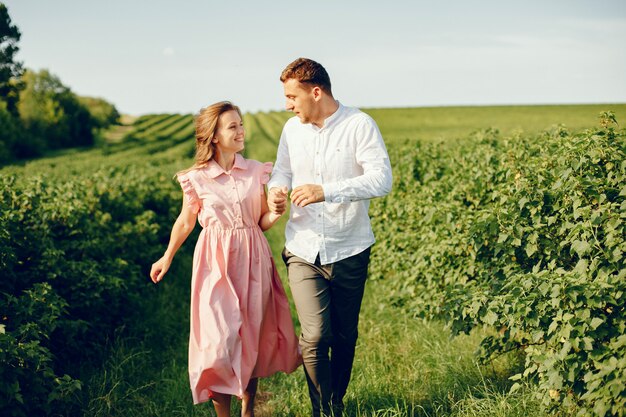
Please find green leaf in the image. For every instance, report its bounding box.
[571,240,591,257]
[593,400,608,417]
[574,259,589,274]
[525,243,538,257]
[590,317,604,330]
[548,320,559,335]
[560,341,572,356]
[523,364,538,377]
[518,197,529,209]
[483,310,498,325]
[590,211,603,226]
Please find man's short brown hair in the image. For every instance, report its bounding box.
[280,57,332,95]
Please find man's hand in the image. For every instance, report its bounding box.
[291,184,325,207]
[268,186,289,214]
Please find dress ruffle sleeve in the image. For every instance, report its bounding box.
[177,173,202,214]
[259,162,273,185]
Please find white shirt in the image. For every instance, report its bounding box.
[268,102,393,265]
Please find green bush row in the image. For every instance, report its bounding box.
[369,113,625,416]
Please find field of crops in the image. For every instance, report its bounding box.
[1,104,625,417]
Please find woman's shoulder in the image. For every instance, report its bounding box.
[177,166,214,190]
[241,157,273,184]
[177,166,200,181]
[242,158,272,171]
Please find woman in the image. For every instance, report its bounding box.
[150,101,301,417]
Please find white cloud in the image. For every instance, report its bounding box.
[162,47,175,56]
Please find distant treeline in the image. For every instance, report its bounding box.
[0,3,120,165]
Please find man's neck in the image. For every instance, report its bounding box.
[311,99,339,128]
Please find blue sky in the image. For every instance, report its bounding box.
[5,0,626,115]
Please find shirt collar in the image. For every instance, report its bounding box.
[205,153,248,178]
[311,101,343,132]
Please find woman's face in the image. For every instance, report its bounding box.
[213,110,245,154]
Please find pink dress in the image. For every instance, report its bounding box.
[177,154,301,405]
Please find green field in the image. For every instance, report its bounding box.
[2,103,625,417]
[365,104,626,144]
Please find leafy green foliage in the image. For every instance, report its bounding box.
[369,115,626,416]
[0,114,195,416]
[0,283,81,417]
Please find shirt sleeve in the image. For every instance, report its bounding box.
[267,127,292,191]
[177,172,202,214]
[322,116,393,203]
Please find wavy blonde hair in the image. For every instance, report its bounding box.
[177,101,242,176]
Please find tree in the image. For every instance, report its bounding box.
[0,3,24,115]
[0,101,19,163]
[18,69,95,151]
[78,96,120,128]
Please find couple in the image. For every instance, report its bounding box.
[150,58,393,417]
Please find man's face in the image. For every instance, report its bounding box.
[283,78,318,124]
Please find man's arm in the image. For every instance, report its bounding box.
[322,116,392,203]
[267,129,292,214]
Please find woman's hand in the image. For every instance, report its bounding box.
[150,193,198,284]
[150,256,172,283]
[268,186,289,214]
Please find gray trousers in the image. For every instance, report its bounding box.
[282,247,371,417]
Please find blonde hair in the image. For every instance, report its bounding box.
[177,101,242,176]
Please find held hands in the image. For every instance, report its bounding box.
[290,184,325,208]
[268,185,325,214]
[268,186,289,214]
[150,256,172,284]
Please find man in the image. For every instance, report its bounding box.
[267,57,392,417]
